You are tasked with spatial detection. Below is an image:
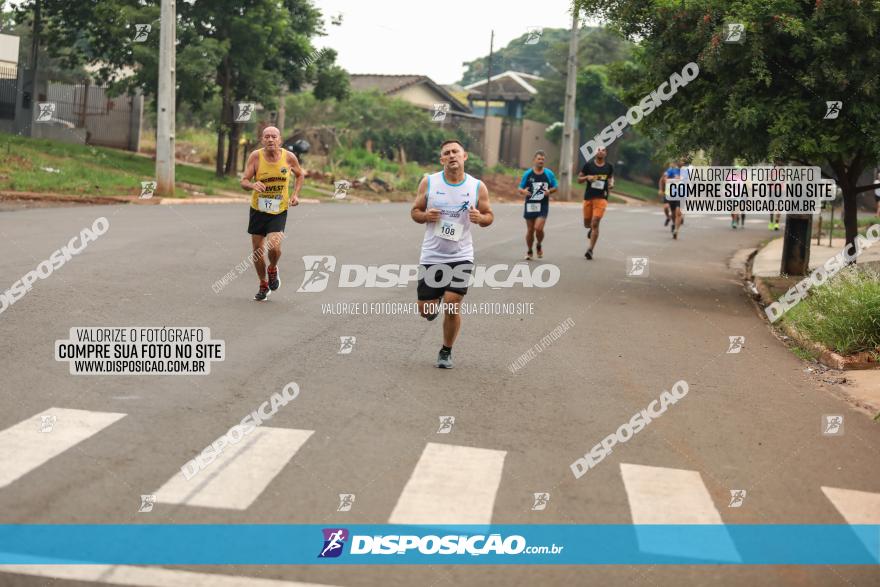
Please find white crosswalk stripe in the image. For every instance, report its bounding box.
[620,463,740,561]
[389,442,506,524]
[154,427,313,510]
[821,486,880,524]
[0,565,342,587]
[0,408,126,490]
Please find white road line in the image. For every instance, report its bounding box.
[0,565,341,587]
[0,408,126,490]
[389,442,506,525]
[821,486,880,524]
[620,463,740,561]
[155,427,313,510]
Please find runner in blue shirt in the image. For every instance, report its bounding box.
[518,150,558,260]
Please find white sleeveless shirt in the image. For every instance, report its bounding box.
[419,171,481,265]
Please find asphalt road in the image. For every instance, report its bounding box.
[0,199,877,586]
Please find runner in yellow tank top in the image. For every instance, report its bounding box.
[240,126,304,301]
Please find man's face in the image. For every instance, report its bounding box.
[534,154,545,168]
[595,147,607,160]
[677,158,686,167]
[262,129,280,149]
[440,142,467,171]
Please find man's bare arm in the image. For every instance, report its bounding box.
[240,152,264,192]
[469,181,493,227]
[411,176,441,224]
[287,151,304,205]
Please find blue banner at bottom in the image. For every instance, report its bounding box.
[0,525,877,565]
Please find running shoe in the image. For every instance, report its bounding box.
[664,217,670,226]
[774,222,780,231]
[254,283,270,301]
[585,249,593,260]
[673,230,678,240]
[536,244,543,259]
[525,250,533,260]
[670,222,675,233]
[436,347,453,369]
[731,221,737,229]
[267,267,280,291]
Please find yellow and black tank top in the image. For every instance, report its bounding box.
[250,148,291,214]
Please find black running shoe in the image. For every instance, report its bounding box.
[436,347,453,369]
[664,217,670,226]
[585,249,593,260]
[254,284,270,301]
[267,268,280,291]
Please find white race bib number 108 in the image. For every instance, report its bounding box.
[258,197,281,213]
[434,219,463,242]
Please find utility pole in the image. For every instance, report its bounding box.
[558,7,579,200]
[482,30,494,163]
[16,0,41,138]
[155,0,176,196]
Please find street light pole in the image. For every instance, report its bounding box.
[155,0,176,196]
[558,7,579,200]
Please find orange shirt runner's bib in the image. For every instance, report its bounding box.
[250,149,292,214]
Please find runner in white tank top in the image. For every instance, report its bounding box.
[410,139,494,369]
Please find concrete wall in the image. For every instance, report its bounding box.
[482,116,503,168]
[518,119,560,169]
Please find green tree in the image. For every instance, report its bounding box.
[525,29,662,180]
[577,0,880,250]
[16,0,349,177]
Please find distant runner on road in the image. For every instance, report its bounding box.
[578,147,614,259]
[658,160,680,228]
[411,139,493,369]
[518,150,558,260]
[240,126,303,301]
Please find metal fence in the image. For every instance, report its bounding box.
[0,64,18,120]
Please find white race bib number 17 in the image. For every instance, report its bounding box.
[434,219,463,241]
[258,197,281,213]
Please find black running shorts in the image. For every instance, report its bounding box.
[417,261,474,300]
[248,208,287,235]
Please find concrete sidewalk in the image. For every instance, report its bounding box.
[753,234,880,277]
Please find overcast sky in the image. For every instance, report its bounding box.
[313,0,587,85]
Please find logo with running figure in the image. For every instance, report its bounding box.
[437,416,455,434]
[338,336,356,354]
[298,255,337,292]
[36,102,56,122]
[525,26,543,45]
[337,494,355,512]
[431,103,450,122]
[318,528,349,558]
[824,101,842,120]
[822,414,844,436]
[530,182,547,200]
[132,24,151,42]
[728,489,747,508]
[722,23,745,44]
[531,492,550,511]
[235,102,256,122]
[727,336,745,354]
[39,414,56,433]
[627,257,649,277]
